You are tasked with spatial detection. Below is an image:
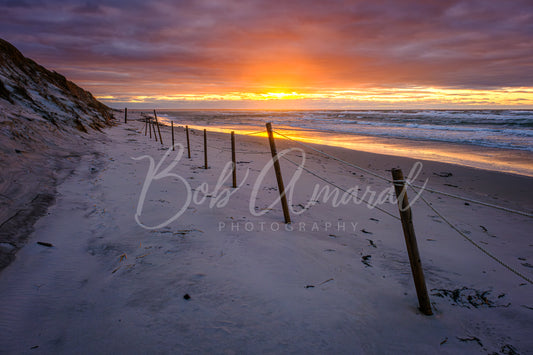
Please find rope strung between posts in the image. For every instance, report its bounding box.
[409,183,533,218]
[273,130,533,219]
[273,130,392,182]
[138,121,532,284]
[281,155,400,221]
[407,182,533,285]
[143,124,532,218]
[248,127,532,283]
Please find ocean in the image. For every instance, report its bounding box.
[148,109,533,177]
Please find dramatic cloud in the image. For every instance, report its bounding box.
[1,0,532,107]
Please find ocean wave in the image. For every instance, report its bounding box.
[161,109,533,152]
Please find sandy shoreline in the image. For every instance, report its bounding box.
[152,110,533,178]
[0,111,532,353]
[165,113,533,212]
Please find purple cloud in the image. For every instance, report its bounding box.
[1,0,532,101]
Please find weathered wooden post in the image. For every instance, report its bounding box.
[153,110,163,144]
[148,117,152,139]
[231,131,236,188]
[265,123,291,224]
[144,115,148,136]
[124,107,127,123]
[391,168,432,316]
[203,129,208,169]
[171,122,175,151]
[186,125,191,158]
[151,116,158,142]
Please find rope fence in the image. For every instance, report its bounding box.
[280,154,400,221]
[127,110,533,311]
[409,182,533,218]
[272,129,533,286]
[273,130,392,183]
[273,130,533,218]
[407,182,533,285]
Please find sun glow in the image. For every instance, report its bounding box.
[98,86,533,108]
[259,92,308,100]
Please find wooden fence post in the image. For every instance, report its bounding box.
[171,122,175,151]
[151,116,158,142]
[231,131,236,188]
[124,107,127,123]
[153,110,163,144]
[265,123,291,224]
[144,115,148,136]
[186,125,191,158]
[149,117,152,139]
[203,129,208,169]
[391,168,432,316]
[153,119,158,141]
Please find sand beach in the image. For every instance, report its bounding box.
[0,111,531,353]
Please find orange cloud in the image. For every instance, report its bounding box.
[3,0,533,108]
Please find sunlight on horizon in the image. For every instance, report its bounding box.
[155,121,533,177]
[98,86,533,109]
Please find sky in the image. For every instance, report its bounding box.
[1,0,533,109]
